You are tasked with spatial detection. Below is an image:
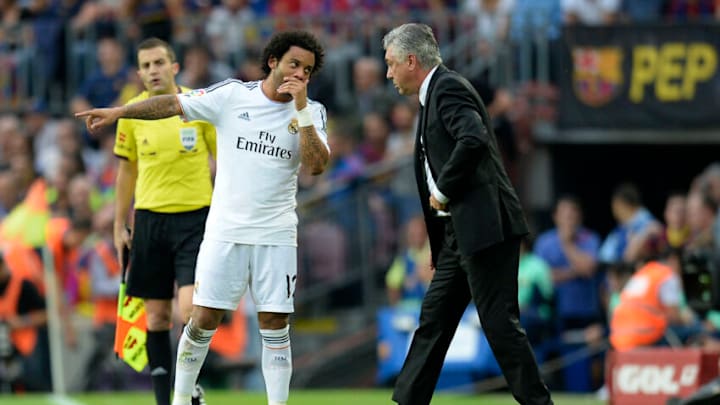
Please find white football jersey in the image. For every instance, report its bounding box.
[177,79,329,246]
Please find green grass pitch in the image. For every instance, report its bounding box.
[0,390,605,405]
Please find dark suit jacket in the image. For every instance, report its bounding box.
[415,65,528,264]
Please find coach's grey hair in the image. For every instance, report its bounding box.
[382,23,442,69]
[703,162,720,178]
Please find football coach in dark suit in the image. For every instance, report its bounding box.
[383,23,553,405]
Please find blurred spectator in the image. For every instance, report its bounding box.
[0,170,19,219]
[44,211,94,352]
[620,0,664,22]
[599,182,660,265]
[297,121,362,305]
[471,72,518,181]
[561,0,620,25]
[665,0,715,21]
[299,219,347,287]
[298,118,364,194]
[50,118,102,176]
[67,174,97,222]
[116,69,145,107]
[0,0,34,105]
[534,194,604,391]
[358,112,391,164]
[205,0,256,68]
[121,0,178,42]
[518,236,554,345]
[269,0,300,16]
[386,100,422,226]
[325,124,365,181]
[235,49,264,82]
[25,0,66,104]
[47,167,72,218]
[82,203,127,390]
[511,0,562,42]
[461,0,515,63]
[534,195,603,333]
[684,190,716,253]
[386,100,417,159]
[9,153,37,201]
[0,115,23,167]
[66,0,117,35]
[630,192,691,262]
[347,56,397,116]
[4,126,32,166]
[0,0,29,49]
[696,163,720,252]
[385,215,432,308]
[87,128,118,202]
[70,36,129,113]
[0,167,47,249]
[176,44,233,89]
[23,101,60,177]
[663,192,690,249]
[0,247,48,392]
[70,36,129,147]
[324,124,365,196]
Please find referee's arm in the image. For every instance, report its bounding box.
[114,158,137,262]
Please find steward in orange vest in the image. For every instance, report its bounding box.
[0,242,44,295]
[88,238,120,328]
[610,247,693,351]
[201,306,250,388]
[0,251,47,358]
[44,215,92,348]
[82,237,126,391]
[210,308,247,360]
[0,249,47,392]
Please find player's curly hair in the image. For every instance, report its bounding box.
[261,31,325,76]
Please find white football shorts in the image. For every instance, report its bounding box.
[193,239,297,313]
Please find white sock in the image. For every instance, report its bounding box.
[261,325,292,405]
[172,319,215,405]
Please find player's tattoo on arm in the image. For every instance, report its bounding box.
[299,126,329,175]
[121,95,182,120]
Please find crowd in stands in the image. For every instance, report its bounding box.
[1,0,720,395]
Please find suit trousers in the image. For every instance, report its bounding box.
[392,220,553,405]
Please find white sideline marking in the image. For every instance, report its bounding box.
[47,395,85,405]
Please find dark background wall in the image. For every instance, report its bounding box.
[543,143,719,237]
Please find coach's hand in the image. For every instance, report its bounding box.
[75,107,122,133]
[429,195,447,211]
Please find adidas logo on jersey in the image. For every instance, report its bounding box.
[238,112,251,121]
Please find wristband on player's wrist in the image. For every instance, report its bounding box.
[296,106,312,127]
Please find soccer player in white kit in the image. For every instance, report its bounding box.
[76,31,330,405]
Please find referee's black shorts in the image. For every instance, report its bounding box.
[126,207,209,299]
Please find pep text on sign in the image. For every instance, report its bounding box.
[558,24,720,129]
[630,43,717,103]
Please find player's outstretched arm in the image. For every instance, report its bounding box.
[75,94,183,133]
